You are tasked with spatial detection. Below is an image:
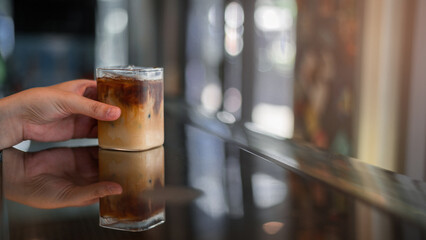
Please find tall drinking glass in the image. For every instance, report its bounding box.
[96,66,164,151]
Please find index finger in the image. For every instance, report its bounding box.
[51,80,97,95]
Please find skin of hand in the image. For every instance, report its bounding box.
[0,80,121,150]
[2,147,122,209]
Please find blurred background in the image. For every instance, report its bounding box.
[0,0,425,181]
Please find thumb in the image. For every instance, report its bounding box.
[63,94,121,121]
[68,182,123,207]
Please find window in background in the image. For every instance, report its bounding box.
[95,0,128,68]
[127,0,158,68]
[184,0,297,134]
[185,0,224,113]
[249,0,297,138]
[220,1,244,122]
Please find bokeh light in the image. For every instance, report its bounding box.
[104,8,128,34]
[201,83,223,112]
[224,2,244,56]
[252,103,294,138]
[223,87,242,113]
[255,6,293,32]
[262,221,284,235]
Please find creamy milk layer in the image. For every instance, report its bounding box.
[97,76,164,151]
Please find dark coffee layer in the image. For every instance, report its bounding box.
[97,77,163,113]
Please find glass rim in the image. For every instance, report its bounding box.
[97,65,163,73]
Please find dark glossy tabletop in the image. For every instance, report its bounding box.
[1,102,425,240]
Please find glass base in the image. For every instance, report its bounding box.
[98,145,163,152]
[99,212,165,232]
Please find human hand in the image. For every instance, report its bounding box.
[0,80,121,149]
[2,147,122,208]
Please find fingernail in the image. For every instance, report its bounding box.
[107,107,120,119]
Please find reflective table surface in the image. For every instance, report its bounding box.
[1,102,425,239]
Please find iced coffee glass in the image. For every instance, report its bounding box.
[96,66,164,151]
[99,146,165,232]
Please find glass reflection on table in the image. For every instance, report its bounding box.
[98,146,165,232]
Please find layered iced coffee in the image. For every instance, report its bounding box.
[99,146,165,231]
[96,66,164,151]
